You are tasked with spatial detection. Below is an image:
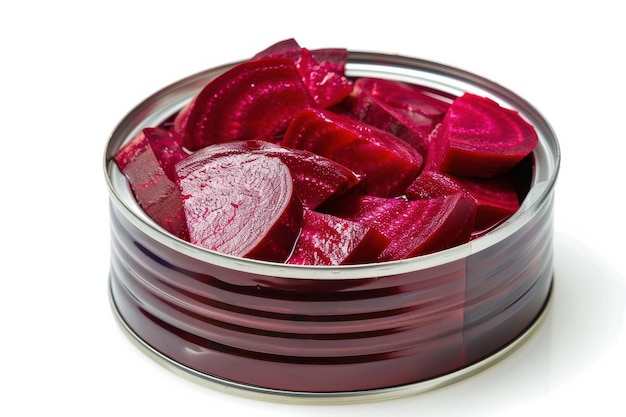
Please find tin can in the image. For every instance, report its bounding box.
[104,51,560,403]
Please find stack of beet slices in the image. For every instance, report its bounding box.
[115,38,538,266]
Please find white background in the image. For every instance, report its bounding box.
[2,1,624,415]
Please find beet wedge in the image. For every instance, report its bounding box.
[177,57,313,151]
[286,210,390,266]
[432,93,539,178]
[177,139,359,210]
[114,131,189,240]
[362,77,452,119]
[175,144,302,262]
[346,77,451,155]
[310,47,349,75]
[141,127,188,181]
[283,108,423,197]
[406,170,519,235]
[252,38,353,108]
[449,175,520,235]
[322,193,476,261]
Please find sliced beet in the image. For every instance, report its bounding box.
[298,48,354,108]
[179,139,359,210]
[142,127,188,181]
[405,171,467,200]
[286,210,390,266]
[451,175,520,234]
[252,38,302,60]
[283,108,423,197]
[346,78,451,155]
[171,96,195,140]
[251,143,359,210]
[432,93,539,178]
[252,38,353,108]
[179,57,313,151]
[114,132,189,240]
[175,145,302,262]
[311,47,349,74]
[406,170,519,234]
[322,193,476,261]
[363,77,452,118]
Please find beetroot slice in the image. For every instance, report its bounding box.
[346,78,451,155]
[177,139,359,210]
[180,57,312,151]
[363,77,452,118]
[252,38,353,108]
[406,170,519,234]
[252,39,349,73]
[310,47,349,74]
[322,193,476,261]
[175,145,302,262]
[451,175,520,234]
[142,127,188,181]
[171,97,195,141]
[247,142,359,210]
[114,132,189,240]
[433,93,539,178]
[283,108,423,197]
[405,171,467,200]
[252,38,302,60]
[286,210,390,266]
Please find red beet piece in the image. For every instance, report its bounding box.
[405,171,468,199]
[114,132,189,240]
[171,97,195,142]
[432,93,539,178]
[406,171,519,234]
[346,78,451,155]
[175,145,302,262]
[322,193,476,261]
[283,108,423,197]
[179,139,359,210]
[141,127,188,181]
[363,78,452,118]
[178,57,313,151]
[286,210,390,266]
[450,175,520,234]
[310,47,349,74]
[252,38,353,108]
[243,141,359,210]
[252,38,302,60]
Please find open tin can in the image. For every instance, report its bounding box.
[104,51,560,403]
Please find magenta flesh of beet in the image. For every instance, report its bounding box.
[433,93,539,178]
[322,193,477,261]
[247,142,359,210]
[252,39,353,109]
[405,171,468,199]
[175,145,302,262]
[115,39,539,265]
[406,170,519,234]
[114,132,189,240]
[346,78,451,155]
[286,210,390,266]
[310,47,349,74]
[283,108,423,197]
[142,127,188,181]
[362,77,452,119]
[452,175,520,234]
[252,39,350,74]
[180,57,313,151]
[171,97,195,141]
[177,139,359,210]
